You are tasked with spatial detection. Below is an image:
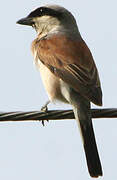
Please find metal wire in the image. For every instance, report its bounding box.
[0,108,117,122]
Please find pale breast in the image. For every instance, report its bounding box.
[35,59,68,103]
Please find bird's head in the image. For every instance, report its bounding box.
[17,5,79,37]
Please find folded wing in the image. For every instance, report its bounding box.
[32,34,102,106]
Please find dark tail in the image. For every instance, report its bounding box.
[73,98,103,177]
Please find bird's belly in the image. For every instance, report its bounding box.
[36,60,68,103]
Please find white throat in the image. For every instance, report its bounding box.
[34,15,80,39]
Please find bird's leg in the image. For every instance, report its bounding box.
[41,100,50,112]
[41,100,50,126]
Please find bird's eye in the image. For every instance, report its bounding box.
[28,7,62,19]
[40,8,43,12]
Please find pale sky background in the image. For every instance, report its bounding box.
[0,0,117,179]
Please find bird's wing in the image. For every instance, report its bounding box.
[32,34,102,105]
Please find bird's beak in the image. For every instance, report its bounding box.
[16,17,34,26]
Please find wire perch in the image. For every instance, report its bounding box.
[0,108,117,122]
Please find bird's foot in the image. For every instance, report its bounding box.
[41,100,50,112]
[41,100,50,126]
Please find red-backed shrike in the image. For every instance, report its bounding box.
[17,5,103,177]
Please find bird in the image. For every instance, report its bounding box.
[17,4,103,177]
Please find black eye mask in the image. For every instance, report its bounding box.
[28,7,63,20]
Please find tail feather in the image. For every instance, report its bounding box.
[80,121,102,177]
[73,99,103,177]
